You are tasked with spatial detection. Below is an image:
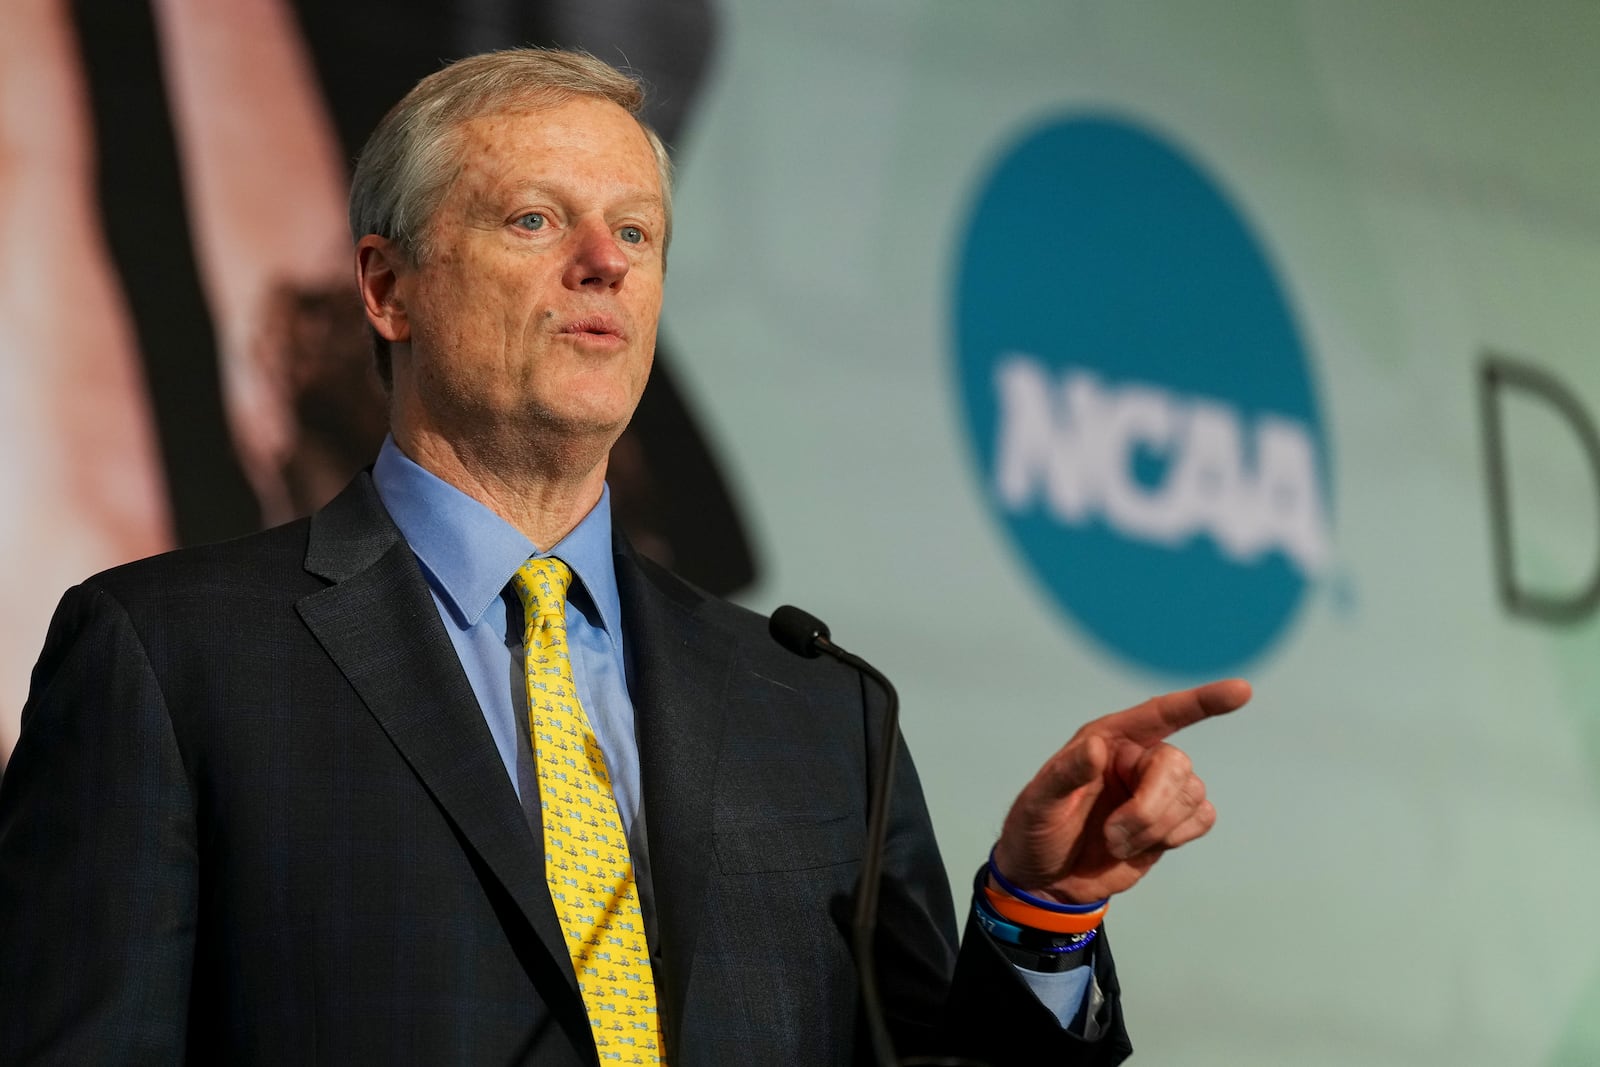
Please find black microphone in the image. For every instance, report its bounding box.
[768,603,833,658]
[768,607,984,1067]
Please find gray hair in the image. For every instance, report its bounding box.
[349,48,674,384]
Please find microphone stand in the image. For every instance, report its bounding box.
[817,636,901,1067]
[769,606,985,1067]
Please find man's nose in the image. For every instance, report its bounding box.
[563,217,630,291]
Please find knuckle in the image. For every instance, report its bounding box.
[1166,746,1193,777]
[1123,794,1161,829]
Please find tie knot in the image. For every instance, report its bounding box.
[511,556,573,621]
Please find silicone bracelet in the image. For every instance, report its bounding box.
[974,891,1098,952]
[984,884,1106,935]
[987,846,1108,914]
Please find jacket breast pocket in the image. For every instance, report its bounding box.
[713,813,862,874]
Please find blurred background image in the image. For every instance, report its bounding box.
[3,2,1598,1063]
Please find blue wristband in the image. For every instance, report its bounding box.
[974,890,1098,953]
[987,846,1108,914]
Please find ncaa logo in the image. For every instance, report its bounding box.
[951,116,1331,677]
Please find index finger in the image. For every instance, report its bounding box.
[1087,678,1252,747]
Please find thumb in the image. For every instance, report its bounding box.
[996,734,1112,887]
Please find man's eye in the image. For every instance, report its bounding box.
[515,212,547,231]
[618,225,644,244]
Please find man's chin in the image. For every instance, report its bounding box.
[475,401,637,472]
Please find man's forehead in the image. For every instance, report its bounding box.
[453,100,650,157]
[447,102,662,200]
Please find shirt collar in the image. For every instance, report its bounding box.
[370,435,622,640]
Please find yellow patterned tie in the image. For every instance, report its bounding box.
[511,557,664,1064]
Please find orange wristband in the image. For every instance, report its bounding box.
[983,883,1107,934]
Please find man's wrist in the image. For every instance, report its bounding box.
[986,845,1108,912]
[973,866,1099,972]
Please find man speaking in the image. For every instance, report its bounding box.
[0,49,1248,1065]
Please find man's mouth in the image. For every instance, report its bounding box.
[561,316,625,340]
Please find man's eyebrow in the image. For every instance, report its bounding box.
[494,179,664,213]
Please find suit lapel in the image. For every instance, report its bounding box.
[295,475,580,999]
[616,541,736,1051]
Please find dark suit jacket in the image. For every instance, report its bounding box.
[0,474,1132,1065]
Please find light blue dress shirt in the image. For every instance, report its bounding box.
[370,435,1091,1031]
[372,437,638,820]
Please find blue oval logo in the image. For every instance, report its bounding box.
[952,116,1331,677]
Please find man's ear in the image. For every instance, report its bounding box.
[355,235,411,343]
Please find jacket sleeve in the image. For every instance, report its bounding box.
[940,904,1132,1065]
[866,672,1132,1065]
[0,584,198,1065]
